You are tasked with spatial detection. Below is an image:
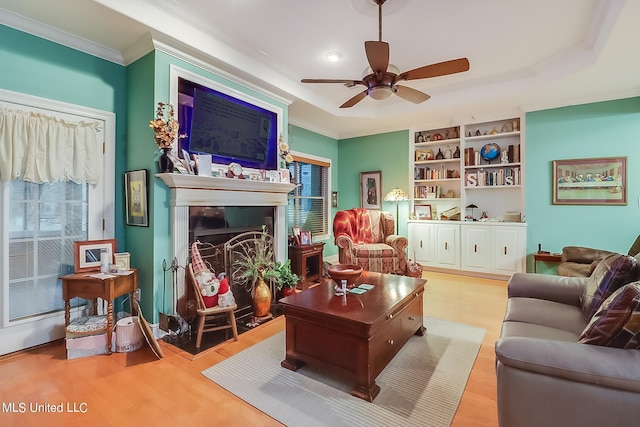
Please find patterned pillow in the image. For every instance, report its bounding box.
[580,253,638,321]
[579,282,640,348]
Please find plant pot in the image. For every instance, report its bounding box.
[252,277,272,317]
[281,286,296,297]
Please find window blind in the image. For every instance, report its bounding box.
[287,156,329,237]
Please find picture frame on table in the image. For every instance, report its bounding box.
[360,170,382,210]
[113,252,131,271]
[74,239,117,273]
[292,226,301,246]
[414,205,433,220]
[300,230,312,245]
[124,169,149,227]
[552,156,627,205]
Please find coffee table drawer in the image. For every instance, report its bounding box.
[370,316,404,377]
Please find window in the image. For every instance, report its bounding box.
[287,154,330,238]
[8,180,88,320]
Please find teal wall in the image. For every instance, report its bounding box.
[525,97,640,273]
[0,24,128,253]
[338,130,411,237]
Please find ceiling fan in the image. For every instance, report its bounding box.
[301,0,470,108]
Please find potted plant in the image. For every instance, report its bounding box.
[273,259,299,297]
[233,227,278,318]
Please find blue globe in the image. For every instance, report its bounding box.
[480,143,501,161]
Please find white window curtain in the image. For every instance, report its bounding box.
[0,108,100,184]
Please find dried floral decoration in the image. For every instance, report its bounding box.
[279,134,294,164]
[149,102,184,149]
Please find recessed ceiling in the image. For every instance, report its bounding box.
[0,0,638,139]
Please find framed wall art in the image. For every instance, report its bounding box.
[552,157,627,205]
[414,205,433,220]
[124,169,149,226]
[360,170,382,210]
[74,239,117,273]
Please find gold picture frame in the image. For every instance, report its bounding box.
[74,239,117,273]
[552,157,627,205]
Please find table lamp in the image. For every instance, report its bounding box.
[466,203,478,221]
[384,187,410,235]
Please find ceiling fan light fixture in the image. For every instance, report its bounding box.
[368,85,393,100]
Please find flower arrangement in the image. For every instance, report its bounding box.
[279,134,294,164]
[149,102,181,149]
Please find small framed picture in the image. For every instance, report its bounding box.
[124,169,149,227]
[360,170,382,210]
[292,226,301,246]
[300,230,312,245]
[113,252,131,270]
[74,239,117,273]
[415,205,433,220]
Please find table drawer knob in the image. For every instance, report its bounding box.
[387,339,394,345]
[386,314,393,320]
[409,316,417,321]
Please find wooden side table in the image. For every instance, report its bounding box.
[533,253,562,273]
[60,269,138,354]
[288,242,325,290]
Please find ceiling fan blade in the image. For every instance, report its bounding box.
[364,41,389,74]
[398,58,470,81]
[340,90,368,108]
[301,79,363,87]
[394,85,431,104]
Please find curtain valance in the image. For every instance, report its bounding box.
[0,108,100,184]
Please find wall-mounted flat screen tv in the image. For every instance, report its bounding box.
[178,78,278,171]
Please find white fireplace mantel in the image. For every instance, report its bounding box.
[157,173,296,298]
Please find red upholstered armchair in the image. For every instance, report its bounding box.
[333,208,407,275]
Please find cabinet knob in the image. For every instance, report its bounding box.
[445,242,448,250]
[413,292,419,298]
[409,316,417,321]
[420,240,423,248]
[474,244,477,253]
[387,339,394,345]
[387,314,393,320]
[504,246,507,255]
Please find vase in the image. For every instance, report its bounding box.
[158,148,174,173]
[252,277,272,317]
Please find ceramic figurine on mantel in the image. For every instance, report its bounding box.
[149,101,185,173]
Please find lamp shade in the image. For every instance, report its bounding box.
[384,188,409,202]
[466,203,478,209]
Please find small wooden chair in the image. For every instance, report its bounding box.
[187,263,238,348]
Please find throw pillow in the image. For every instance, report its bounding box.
[578,282,640,348]
[580,253,638,321]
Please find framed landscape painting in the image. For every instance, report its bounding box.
[552,157,627,205]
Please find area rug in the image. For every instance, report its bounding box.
[201,317,485,427]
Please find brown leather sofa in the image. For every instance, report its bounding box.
[495,253,640,427]
[558,236,640,277]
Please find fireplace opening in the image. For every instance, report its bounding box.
[189,206,275,246]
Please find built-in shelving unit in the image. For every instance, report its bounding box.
[408,115,527,278]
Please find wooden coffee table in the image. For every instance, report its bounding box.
[279,271,427,401]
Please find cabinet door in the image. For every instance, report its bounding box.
[435,224,460,268]
[492,227,525,275]
[408,223,434,265]
[462,226,490,272]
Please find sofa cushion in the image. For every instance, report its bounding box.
[504,297,586,335]
[500,320,582,342]
[579,282,640,348]
[580,253,638,321]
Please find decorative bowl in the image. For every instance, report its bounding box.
[327,264,363,289]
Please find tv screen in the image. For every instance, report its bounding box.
[179,79,278,171]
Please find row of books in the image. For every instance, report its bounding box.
[465,168,521,187]
[414,165,445,180]
[464,144,520,166]
[414,185,442,199]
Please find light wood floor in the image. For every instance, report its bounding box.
[0,271,508,427]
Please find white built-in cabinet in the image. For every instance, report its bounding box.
[409,221,526,277]
[407,115,527,278]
